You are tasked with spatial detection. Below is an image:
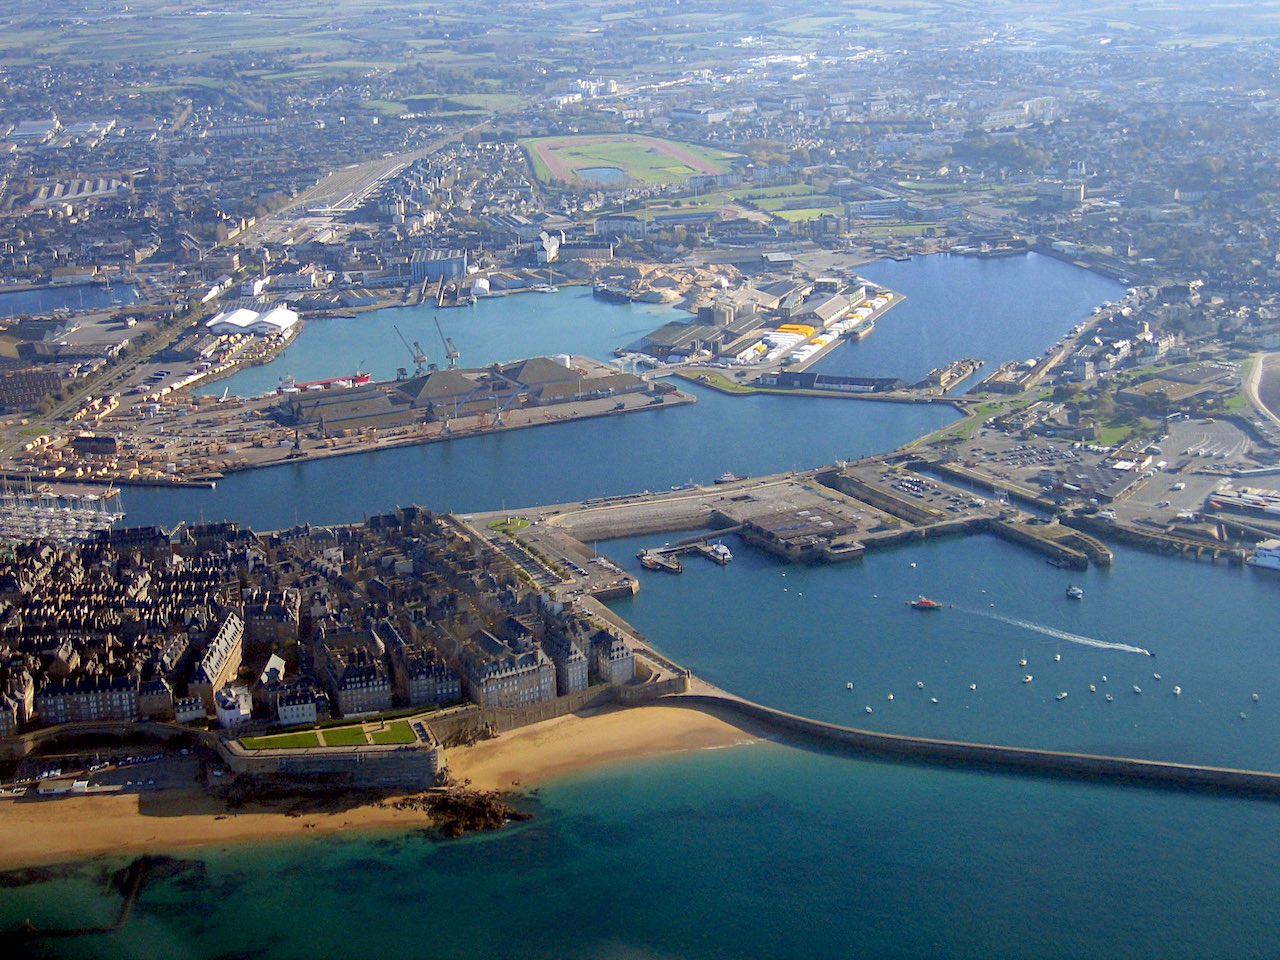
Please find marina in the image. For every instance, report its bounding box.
[0,485,124,544]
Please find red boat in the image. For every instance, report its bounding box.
[908,596,942,610]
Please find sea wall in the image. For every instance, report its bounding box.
[672,693,1280,797]
[427,676,690,745]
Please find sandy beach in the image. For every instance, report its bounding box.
[0,703,754,870]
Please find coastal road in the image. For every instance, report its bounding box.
[1247,351,1280,427]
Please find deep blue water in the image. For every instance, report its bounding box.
[202,286,664,397]
[813,252,1118,388]
[0,284,140,318]
[20,255,1274,959]
[606,533,1280,771]
[115,384,954,529]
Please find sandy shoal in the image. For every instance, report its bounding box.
[0,703,755,871]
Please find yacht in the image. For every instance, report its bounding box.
[1133,685,1142,694]
[865,706,873,714]
[1056,692,1068,701]
[1105,693,1114,702]
[1023,675,1034,684]
[1173,686,1182,696]
[1089,684,1097,693]
[1247,539,1280,570]
[1066,584,1084,600]
[846,682,853,691]
[709,542,733,564]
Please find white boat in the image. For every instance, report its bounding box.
[865,705,873,714]
[887,693,894,701]
[1054,653,1061,662]
[714,471,745,484]
[709,542,733,564]
[1153,673,1162,681]
[1133,685,1142,694]
[1105,693,1114,702]
[1247,539,1280,570]
[1089,684,1097,693]
[846,682,853,690]
[969,683,976,691]
[1066,584,1084,600]
[1023,675,1034,684]
[1056,692,1068,701]
[531,283,559,294]
[916,680,925,689]
[930,697,939,704]
[1173,686,1182,696]
[1018,656,1028,667]
[1253,693,1260,702]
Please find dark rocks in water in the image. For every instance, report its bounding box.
[0,862,89,889]
[391,790,533,839]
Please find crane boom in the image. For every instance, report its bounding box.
[393,324,428,375]
[433,316,461,368]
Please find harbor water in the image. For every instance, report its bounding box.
[201,285,666,397]
[812,251,1120,388]
[0,283,140,318]
[16,254,1276,959]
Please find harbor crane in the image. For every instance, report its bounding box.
[394,324,429,376]
[434,316,460,368]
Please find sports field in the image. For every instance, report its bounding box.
[522,135,738,187]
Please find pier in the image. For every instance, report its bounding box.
[669,690,1280,800]
[639,527,742,569]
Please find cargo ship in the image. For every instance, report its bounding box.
[278,371,372,394]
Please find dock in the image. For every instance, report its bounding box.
[639,529,741,569]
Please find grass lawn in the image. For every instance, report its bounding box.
[489,516,531,532]
[370,720,418,745]
[241,731,321,750]
[320,726,371,747]
[521,135,737,187]
[772,207,839,222]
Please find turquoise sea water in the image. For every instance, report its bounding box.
[10,746,1280,959]
[20,256,1277,958]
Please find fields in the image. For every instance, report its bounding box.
[522,135,738,187]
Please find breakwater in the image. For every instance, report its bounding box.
[672,692,1280,798]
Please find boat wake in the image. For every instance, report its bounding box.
[962,608,1151,657]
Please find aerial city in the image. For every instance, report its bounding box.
[2,1,1280,956]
